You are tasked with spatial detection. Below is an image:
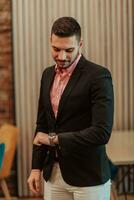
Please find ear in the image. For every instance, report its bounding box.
[79,38,83,47]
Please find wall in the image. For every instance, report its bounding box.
[0,0,14,124]
[0,0,17,196]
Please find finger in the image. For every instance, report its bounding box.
[28,179,39,194]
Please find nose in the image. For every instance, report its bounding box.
[58,51,66,60]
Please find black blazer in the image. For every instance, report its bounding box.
[32,55,114,186]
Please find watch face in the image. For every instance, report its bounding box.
[48,132,56,146]
[49,132,56,137]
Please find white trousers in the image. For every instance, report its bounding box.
[44,163,111,200]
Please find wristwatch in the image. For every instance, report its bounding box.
[48,132,57,146]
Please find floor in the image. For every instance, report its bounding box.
[20,196,134,200]
[28,196,134,200]
[1,195,134,200]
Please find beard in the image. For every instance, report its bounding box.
[56,51,80,69]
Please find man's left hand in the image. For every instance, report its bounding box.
[33,132,59,146]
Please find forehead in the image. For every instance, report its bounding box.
[51,34,78,48]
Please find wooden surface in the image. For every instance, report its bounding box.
[106,131,134,165]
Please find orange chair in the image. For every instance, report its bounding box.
[0,124,19,200]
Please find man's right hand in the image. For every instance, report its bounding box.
[27,169,41,194]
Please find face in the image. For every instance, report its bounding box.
[51,34,82,68]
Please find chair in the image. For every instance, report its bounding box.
[0,143,5,169]
[0,124,19,200]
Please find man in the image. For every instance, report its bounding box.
[28,17,114,200]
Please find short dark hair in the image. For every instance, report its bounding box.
[51,17,81,41]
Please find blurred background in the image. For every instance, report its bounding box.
[0,0,134,199]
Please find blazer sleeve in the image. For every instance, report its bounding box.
[35,71,49,134]
[58,68,114,152]
[32,72,49,169]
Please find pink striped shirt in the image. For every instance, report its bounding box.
[50,54,81,117]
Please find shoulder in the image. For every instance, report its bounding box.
[41,65,55,78]
[80,56,112,78]
[42,65,55,74]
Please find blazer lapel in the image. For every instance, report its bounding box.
[56,59,84,119]
[44,67,56,120]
